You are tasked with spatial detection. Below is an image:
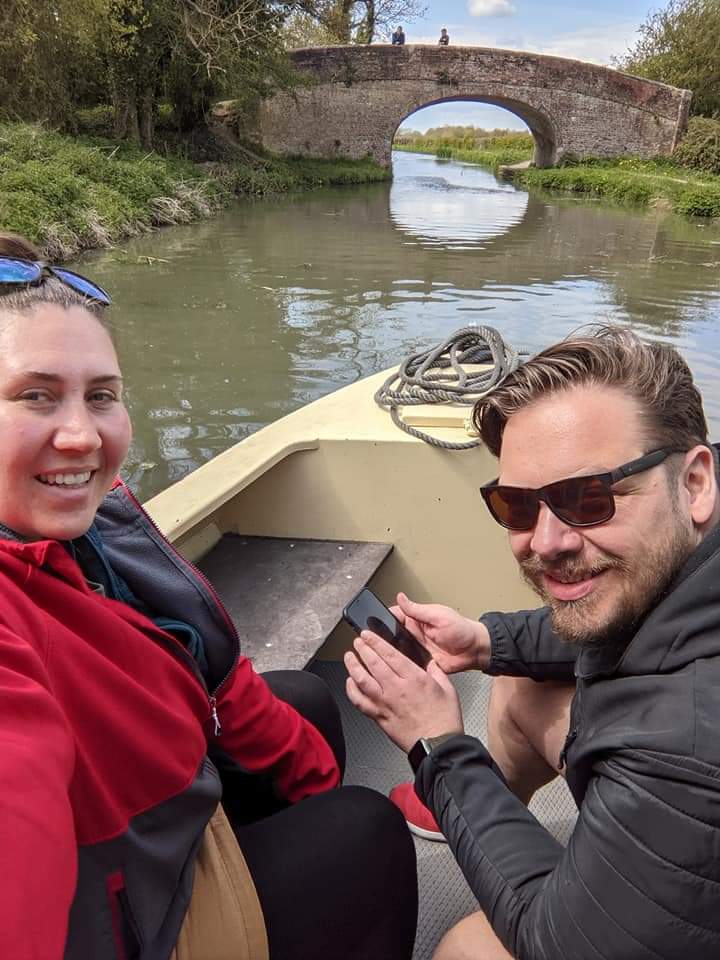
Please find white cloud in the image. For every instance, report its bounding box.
[411,21,642,66]
[532,23,642,65]
[468,0,516,17]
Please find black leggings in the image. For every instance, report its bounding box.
[232,670,418,960]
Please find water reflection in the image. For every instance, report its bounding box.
[79,151,720,501]
[389,155,528,248]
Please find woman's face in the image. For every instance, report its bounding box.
[0,303,132,541]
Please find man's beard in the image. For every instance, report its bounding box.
[520,520,696,646]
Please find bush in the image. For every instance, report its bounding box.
[674,184,720,216]
[76,103,178,139]
[478,133,534,152]
[75,105,115,137]
[0,191,57,244]
[673,117,720,175]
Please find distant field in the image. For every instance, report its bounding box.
[394,126,534,167]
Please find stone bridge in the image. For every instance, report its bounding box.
[255,45,691,168]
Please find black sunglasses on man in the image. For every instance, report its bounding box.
[480,447,683,531]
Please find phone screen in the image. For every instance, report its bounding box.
[343,589,432,669]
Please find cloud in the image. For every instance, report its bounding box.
[412,21,642,66]
[468,0,516,17]
[532,23,642,65]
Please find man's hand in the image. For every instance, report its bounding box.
[390,593,491,674]
[344,630,463,753]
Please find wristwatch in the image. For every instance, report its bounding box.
[408,733,458,774]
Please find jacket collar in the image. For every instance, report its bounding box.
[575,525,720,680]
[0,521,25,543]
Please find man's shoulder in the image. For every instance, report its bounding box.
[692,652,720,765]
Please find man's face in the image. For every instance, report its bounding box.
[498,384,698,645]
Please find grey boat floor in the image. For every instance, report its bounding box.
[310,661,577,960]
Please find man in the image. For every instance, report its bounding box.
[439,27,450,45]
[392,24,406,44]
[345,326,720,959]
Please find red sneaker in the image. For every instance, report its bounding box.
[389,782,446,842]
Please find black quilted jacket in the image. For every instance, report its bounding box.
[417,525,720,959]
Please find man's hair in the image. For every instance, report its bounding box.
[473,325,708,457]
[0,232,106,320]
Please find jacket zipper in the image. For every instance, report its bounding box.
[559,726,578,771]
[116,481,240,731]
[208,695,222,736]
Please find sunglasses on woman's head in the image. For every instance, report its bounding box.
[0,257,111,306]
[480,447,680,531]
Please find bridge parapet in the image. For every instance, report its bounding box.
[255,45,691,168]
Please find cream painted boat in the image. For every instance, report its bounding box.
[144,367,574,960]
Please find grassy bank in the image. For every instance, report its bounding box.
[510,158,720,219]
[0,122,389,259]
[394,127,720,219]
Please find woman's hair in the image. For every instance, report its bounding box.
[473,324,709,457]
[0,233,107,320]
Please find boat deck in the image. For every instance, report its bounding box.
[197,534,392,672]
[311,661,577,960]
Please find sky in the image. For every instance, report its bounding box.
[394,0,657,132]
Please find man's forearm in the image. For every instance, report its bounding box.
[481,607,577,681]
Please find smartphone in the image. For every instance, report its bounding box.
[343,588,432,669]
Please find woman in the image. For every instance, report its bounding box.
[0,233,418,960]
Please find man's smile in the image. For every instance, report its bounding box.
[542,570,606,602]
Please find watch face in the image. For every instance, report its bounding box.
[408,733,458,773]
[408,738,430,774]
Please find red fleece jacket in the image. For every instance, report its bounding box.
[0,536,339,959]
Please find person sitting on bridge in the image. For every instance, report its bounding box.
[438,27,449,45]
[0,231,418,960]
[392,24,406,44]
[345,325,720,959]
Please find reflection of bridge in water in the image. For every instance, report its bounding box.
[234,161,718,339]
[256,45,691,168]
[389,158,529,248]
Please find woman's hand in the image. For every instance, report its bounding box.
[390,592,491,674]
[344,630,463,753]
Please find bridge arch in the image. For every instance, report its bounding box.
[255,45,691,169]
[396,95,555,168]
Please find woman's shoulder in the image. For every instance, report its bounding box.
[0,539,68,635]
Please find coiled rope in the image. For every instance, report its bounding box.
[374,325,522,450]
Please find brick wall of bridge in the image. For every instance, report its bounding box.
[255,46,691,168]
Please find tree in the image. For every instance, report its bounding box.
[107,0,302,146]
[0,0,306,146]
[289,0,426,45]
[614,0,720,117]
[107,0,176,145]
[0,0,108,129]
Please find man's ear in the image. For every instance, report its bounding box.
[682,444,718,527]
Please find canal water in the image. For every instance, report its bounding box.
[79,150,720,502]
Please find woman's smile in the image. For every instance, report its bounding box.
[37,470,96,487]
[0,304,131,540]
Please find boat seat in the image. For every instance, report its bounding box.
[196,534,393,673]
